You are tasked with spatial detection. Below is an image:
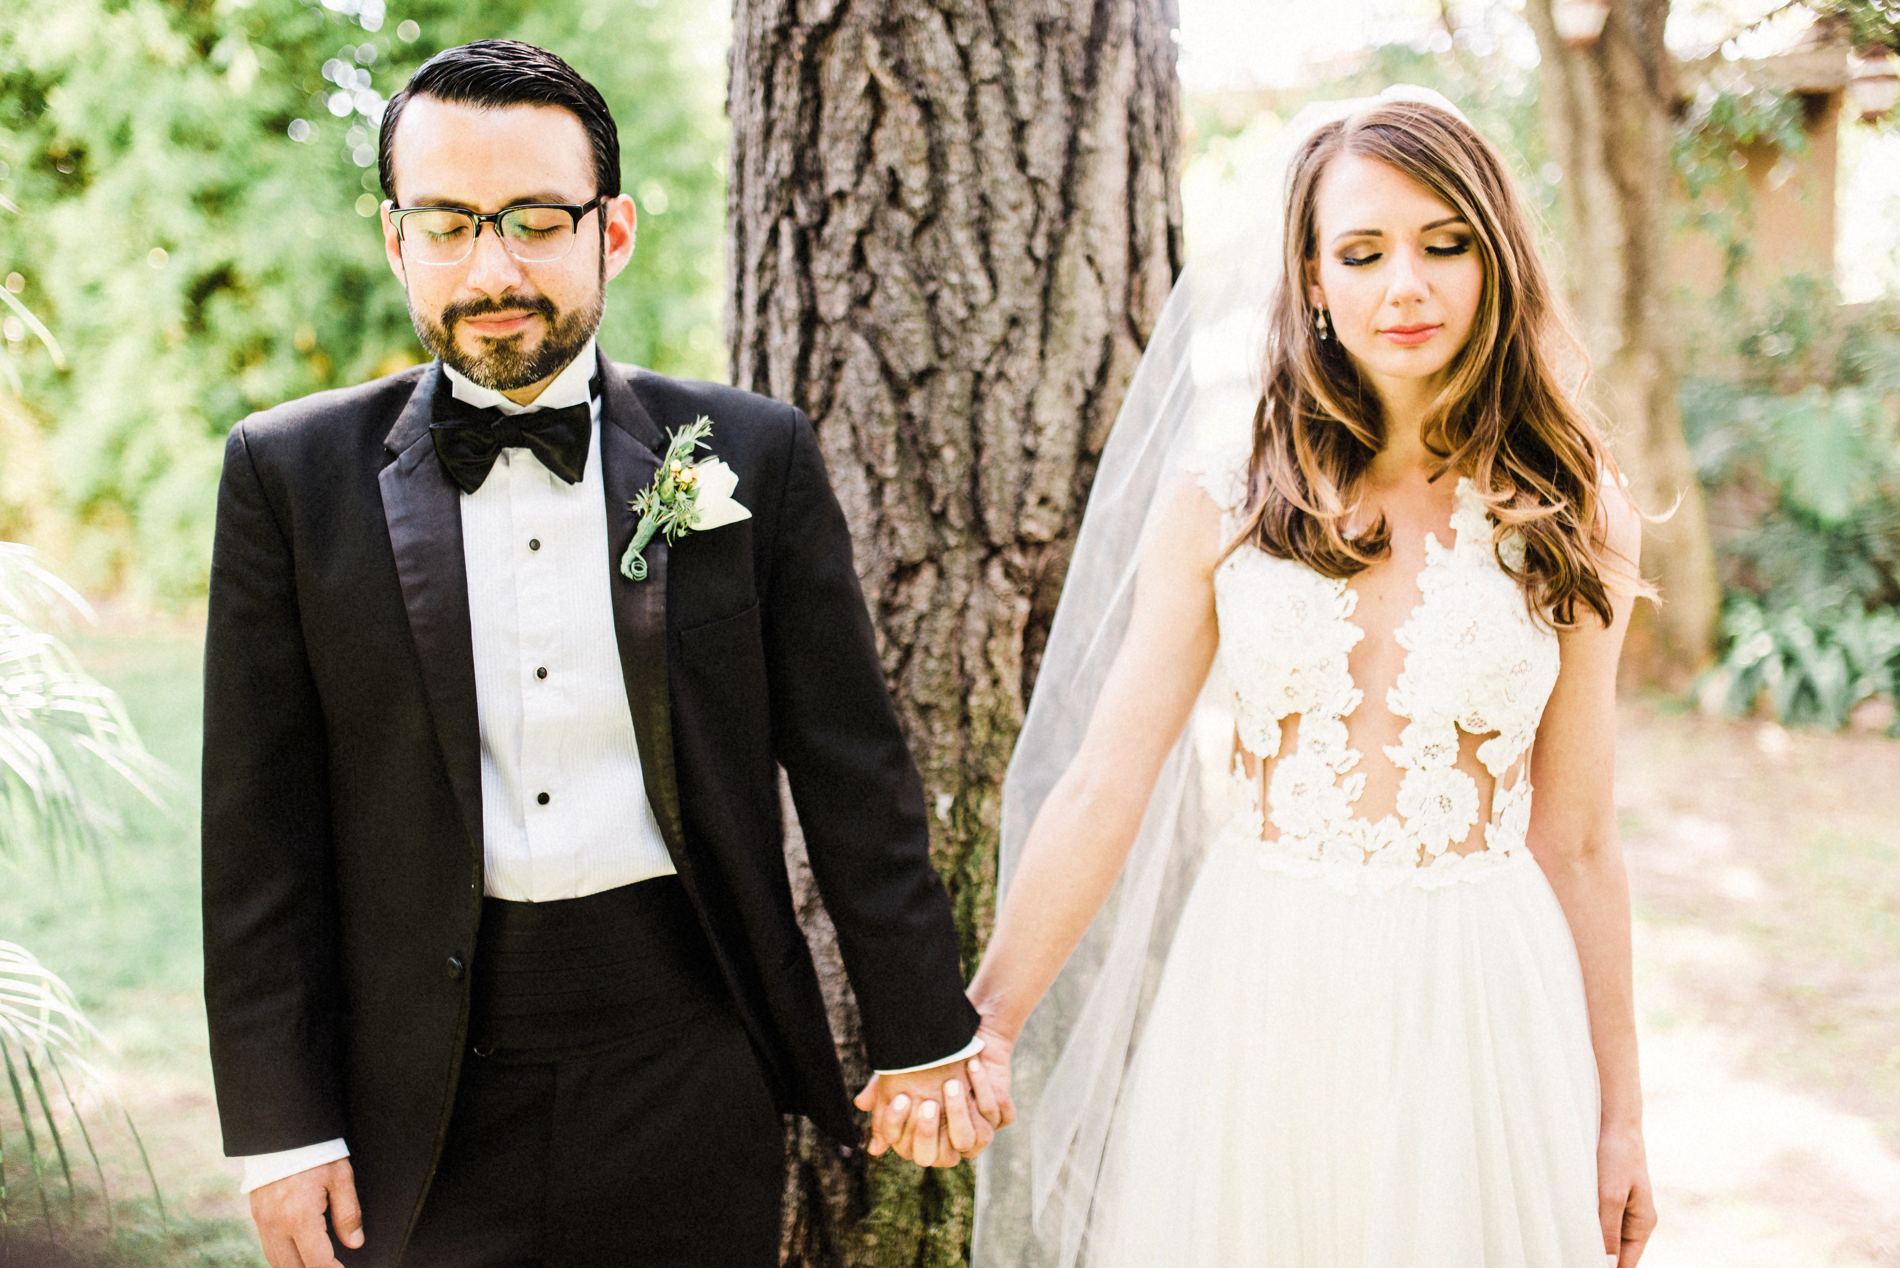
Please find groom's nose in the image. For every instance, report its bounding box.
[463,222,530,298]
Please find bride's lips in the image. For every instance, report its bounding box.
[1381,323,1440,347]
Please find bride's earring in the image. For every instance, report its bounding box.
[1315,307,1333,342]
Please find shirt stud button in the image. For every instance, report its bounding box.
[528,538,541,551]
[535,666,548,680]
[537,792,550,806]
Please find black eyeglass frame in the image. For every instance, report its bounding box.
[387,194,609,265]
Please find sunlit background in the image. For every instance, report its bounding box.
[1177,0,1900,301]
[1,1,1897,1264]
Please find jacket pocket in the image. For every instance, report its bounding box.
[678,601,763,672]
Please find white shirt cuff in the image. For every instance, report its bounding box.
[874,1035,985,1076]
[239,1138,351,1194]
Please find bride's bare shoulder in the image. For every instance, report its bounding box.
[1141,468,1231,584]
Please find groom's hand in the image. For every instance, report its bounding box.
[854,1019,1017,1167]
[854,1056,999,1167]
[250,1158,364,1267]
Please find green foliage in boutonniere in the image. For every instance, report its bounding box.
[619,416,751,580]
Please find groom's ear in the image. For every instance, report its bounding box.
[601,193,638,284]
[381,202,408,285]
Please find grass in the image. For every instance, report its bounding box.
[2,625,263,1266]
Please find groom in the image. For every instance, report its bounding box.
[202,39,992,1268]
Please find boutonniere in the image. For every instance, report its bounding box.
[618,416,752,581]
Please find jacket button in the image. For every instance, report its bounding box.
[447,953,466,980]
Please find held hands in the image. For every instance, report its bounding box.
[853,1019,1017,1168]
[250,1158,363,1268]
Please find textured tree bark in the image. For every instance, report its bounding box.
[726,1,1183,1262]
[1525,0,1721,687]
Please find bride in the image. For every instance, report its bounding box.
[872,90,1658,1266]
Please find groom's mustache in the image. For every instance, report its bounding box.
[442,293,559,334]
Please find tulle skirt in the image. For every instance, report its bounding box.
[1085,837,1605,1268]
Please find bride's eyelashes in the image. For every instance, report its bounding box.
[1337,237,1471,268]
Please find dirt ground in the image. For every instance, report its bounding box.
[1617,702,1900,1267]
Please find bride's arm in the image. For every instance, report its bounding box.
[964,474,1223,1054]
[1522,486,1656,1268]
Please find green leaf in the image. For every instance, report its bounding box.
[1765,387,1879,525]
[24,1049,76,1220]
[2,1037,52,1229]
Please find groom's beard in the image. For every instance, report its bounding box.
[410,276,604,393]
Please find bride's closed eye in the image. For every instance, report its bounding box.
[1340,238,1471,267]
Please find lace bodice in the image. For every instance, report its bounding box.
[1190,438,1562,890]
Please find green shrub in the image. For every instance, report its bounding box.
[1711,594,1900,732]
[1685,280,1900,728]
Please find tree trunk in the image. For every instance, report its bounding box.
[726,1,1183,1262]
[1526,0,1721,687]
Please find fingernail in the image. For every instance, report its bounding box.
[891,1094,909,1113]
[947,1079,962,1097]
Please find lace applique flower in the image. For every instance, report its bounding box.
[1385,720,1458,770]
[1267,749,1362,842]
[1395,765,1481,855]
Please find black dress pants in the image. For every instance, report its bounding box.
[398,878,785,1268]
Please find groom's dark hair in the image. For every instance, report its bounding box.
[378,39,621,203]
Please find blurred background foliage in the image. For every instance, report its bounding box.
[1685,280,1900,730]
[0,0,728,605]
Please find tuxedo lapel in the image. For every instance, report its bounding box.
[596,352,690,866]
[379,363,484,855]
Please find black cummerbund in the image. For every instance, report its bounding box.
[468,876,729,1052]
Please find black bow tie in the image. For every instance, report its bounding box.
[429,378,599,494]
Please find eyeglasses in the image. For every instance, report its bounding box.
[388,195,606,266]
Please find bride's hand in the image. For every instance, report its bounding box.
[1598,1121,1656,1266]
[964,1017,1016,1132]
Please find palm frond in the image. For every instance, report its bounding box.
[0,941,139,1233]
[0,545,174,1230]
[3,1025,55,1228]
[0,545,174,866]
[47,1054,112,1234]
[0,543,90,631]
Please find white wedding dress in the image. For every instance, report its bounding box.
[1080,439,1605,1267]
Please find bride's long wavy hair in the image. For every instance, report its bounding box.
[1235,98,1642,628]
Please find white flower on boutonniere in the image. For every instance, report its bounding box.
[618,416,753,581]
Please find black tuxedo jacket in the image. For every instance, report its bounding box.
[201,350,978,1252]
